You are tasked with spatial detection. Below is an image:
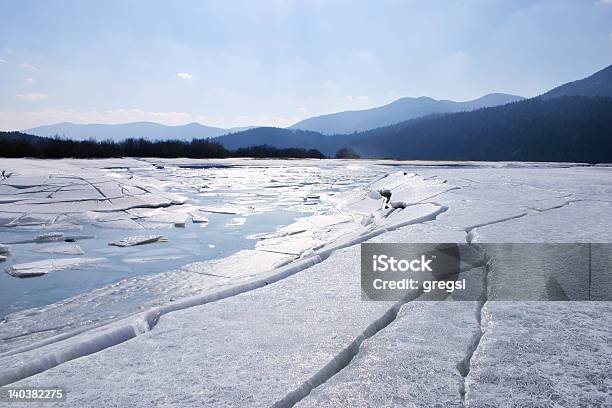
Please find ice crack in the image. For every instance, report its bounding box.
[457,244,490,405]
[271,296,417,408]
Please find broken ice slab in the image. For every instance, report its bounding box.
[126,207,189,227]
[0,255,6,262]
[0,175,50,188]
[34,232,65,242]
[5,257,105,278]
[0,244,10,254]
[225,217,246,227]
[122,255,184,265]
[189,212,209,223]
[197,205,244,215]
[34,244,85,255]
[108,235,165,247]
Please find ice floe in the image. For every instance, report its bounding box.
[5,257,105,278]
[108,235,165,247]
[189,212,209,223]
[34,232,65,242]
[34,244,84,255]
[225,217,246,227]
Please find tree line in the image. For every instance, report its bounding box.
[0,133,331,159]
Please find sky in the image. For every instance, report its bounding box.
[1,0,611,130]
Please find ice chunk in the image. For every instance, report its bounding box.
[122,255,183,265]
[0,244,10,254]
[126,207,189,227]
[189,212,209,223]
[225,217,246,226]
[34,232,65,242]
[181,249,291,279]
[5,257,105,278]
[0,255,6,262]
[35,244,85,255]
[198,205,244,215]
[108,235,165,247]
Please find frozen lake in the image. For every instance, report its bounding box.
[0,158,393,351]
[1,158,611,407]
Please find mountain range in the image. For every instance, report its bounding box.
[10,63,612,163]
[23,94,524,141]
[213,64,612,162]
[289,93,524,134]
[24,122,253,141]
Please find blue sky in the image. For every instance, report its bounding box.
[1,0,611,130]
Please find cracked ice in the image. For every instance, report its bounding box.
[0,158,611,407]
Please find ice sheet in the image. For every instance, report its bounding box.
[9,247,398,407]
[465,302,612,407]
[1,159,612,407]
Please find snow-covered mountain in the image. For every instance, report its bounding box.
[289,93,525,135]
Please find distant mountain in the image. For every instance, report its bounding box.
[540,64,612,99]
[215,96,612,162]
[289,93,525,134]
[24,122,251,141]
[8,97,612,162]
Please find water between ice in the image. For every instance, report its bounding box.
[0,210,306,319]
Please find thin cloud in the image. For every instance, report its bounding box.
[324,80,334,86]
[177,72,193,80]
[16,92,49,101]
[0,59,6,64]
[24,77,35,83]
[18,62,37,70]
[450,51,470,59]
